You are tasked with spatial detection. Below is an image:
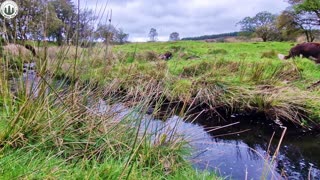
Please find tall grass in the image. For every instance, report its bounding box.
[0,33,219,180]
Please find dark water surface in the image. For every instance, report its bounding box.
[93,100,320,180]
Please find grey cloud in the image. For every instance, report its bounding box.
[78,0,289,41]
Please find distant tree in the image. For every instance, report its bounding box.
[77,9,96,43]
[169,32,180,41]
[148,28,158,42]
[237,17,257,33]
[0,0,45,43]
[276,10,302,41]
[46,3,65,43]
[50,0,77,45]
[95,23,118,43]
[95,24,129,44]
[182,32,239,41]
[115,28,129,44]
[237,11,279,42]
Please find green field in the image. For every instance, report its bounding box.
[1,41,222,179]
[71,41,320,127]
[2,41,320,179]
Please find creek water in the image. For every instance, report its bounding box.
[92,99,320,180]
[19,63,320,180]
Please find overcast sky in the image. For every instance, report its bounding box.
[77,0,289,42]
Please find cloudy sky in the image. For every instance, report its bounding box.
[77,0,289,42]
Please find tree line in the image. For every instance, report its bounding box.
[179,0,319,42]
[181,32,239,41]
[237,0,320,42]
[0,0,129,46]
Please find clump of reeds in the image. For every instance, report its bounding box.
[170,45,185,53]
[135,50,160,62]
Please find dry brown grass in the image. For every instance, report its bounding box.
[3,44,35,61]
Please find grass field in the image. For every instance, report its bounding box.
[2,40,320,179]
[63,41,320,128]
[0,41,221,179]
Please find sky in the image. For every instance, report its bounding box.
[77,0,290,42]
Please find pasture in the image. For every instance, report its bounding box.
[68,41,320,128]
[2,40,320,179]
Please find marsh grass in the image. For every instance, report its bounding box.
[0,39,219,179]
[4,41,320,129]
[109,41,320,128]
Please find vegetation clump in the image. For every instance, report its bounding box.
[261,49,278,58]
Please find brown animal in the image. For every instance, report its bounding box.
[24,44,37,57]
[279,42,320,63]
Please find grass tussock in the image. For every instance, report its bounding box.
[136,51,160,62]
[261,49,278,59]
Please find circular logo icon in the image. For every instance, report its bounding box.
[0,0,18,19]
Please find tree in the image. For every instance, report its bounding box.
[284,0,320,42]
[278,9,318,42]
[294,0,320,26]
[78,9,96,43]
[169,32,180,41]
[237,11,279,42]
[50,0,77,45]
[0,0,45,43]
[95,24,129,44]
[148,28,158,42]
[95,23,117,43]
[115,28,129,44]
[276,10,302,41]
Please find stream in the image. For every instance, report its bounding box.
[19,63,320,179]
[93,99,320,180]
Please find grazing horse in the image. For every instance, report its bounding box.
[278,42,320,63]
